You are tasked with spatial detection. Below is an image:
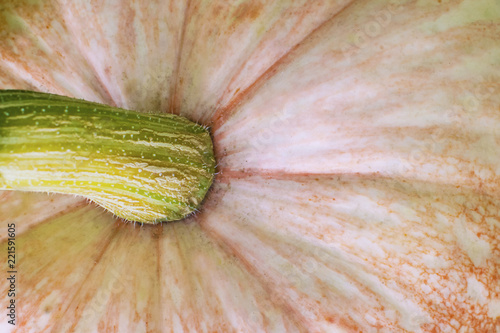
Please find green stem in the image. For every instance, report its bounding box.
[0,90,215,223]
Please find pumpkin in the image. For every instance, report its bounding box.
[1,0,499,332]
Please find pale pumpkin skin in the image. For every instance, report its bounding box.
[0,0,499,332]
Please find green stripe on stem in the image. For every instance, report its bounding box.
[0,90,216,223]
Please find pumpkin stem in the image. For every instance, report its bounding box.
[0,90,215,223]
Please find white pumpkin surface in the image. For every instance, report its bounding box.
[0,0,499,332]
